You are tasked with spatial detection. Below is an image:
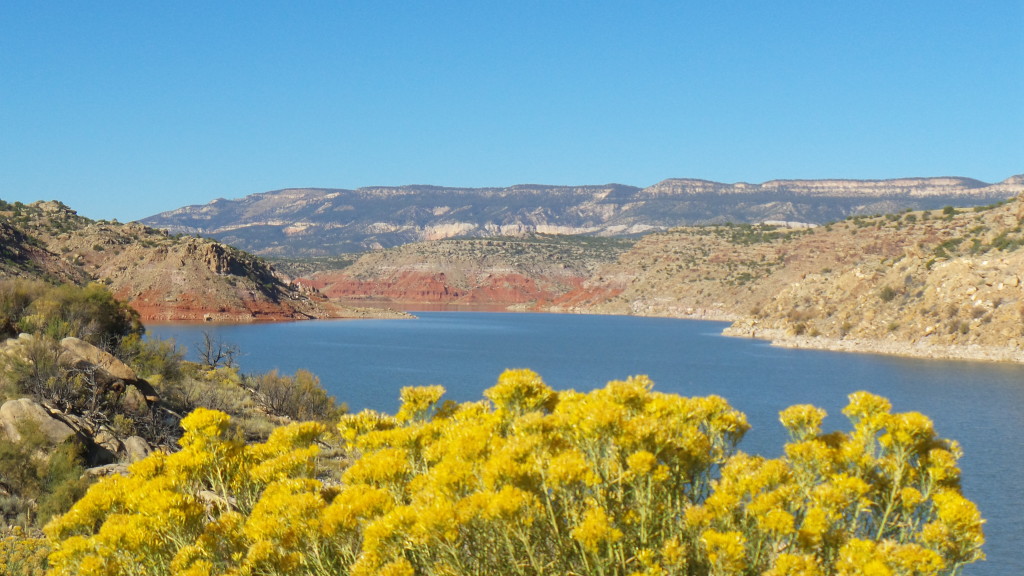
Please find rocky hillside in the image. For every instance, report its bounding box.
[0,215,85,285]
[0,200,403,322]
[300,235,633,307]
[295,193,1024,362]
[139,176,1023,257]
[725,201,1024,361]
[552,198,1024,361]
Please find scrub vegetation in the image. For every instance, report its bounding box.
[0,281,346,574]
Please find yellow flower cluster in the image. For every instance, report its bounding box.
[45,407,328,576]
[43,372,983,576]
[686,390,984,575]
[0,526,49,576]
[572,506,624,553]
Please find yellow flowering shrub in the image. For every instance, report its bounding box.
[44,408,328,576]
[44,372,983,576]
[688,390,984,576]
[0,526,49,576]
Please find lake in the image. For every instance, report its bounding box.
[148,311,1024,575]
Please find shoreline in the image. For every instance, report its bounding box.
[722,325,1024,364]
[142,298,1024,365]
[137,304,414,325]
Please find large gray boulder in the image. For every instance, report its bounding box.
[59,336,138,382]
[0,397,76,444]
[93,429,122,457]
[59,337,159,402]
[122,435,152,463]
[120,384,150,416]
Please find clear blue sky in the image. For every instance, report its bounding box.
[1,1,1021,222]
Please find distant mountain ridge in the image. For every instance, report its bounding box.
[140,175,1024,257]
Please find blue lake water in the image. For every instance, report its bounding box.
[148,311,1024,575]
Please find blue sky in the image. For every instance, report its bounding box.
[1,1,1021,222]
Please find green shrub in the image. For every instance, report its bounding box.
[878,286,898,302]
[0,280,141,348]
[164,365,254,417]
[35,442,89,525]
[249,369,346,422]
[121,334,185,381]
[0,421,89,527]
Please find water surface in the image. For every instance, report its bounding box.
[149,312,1024,575]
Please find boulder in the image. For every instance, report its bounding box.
[58,337,160,403]
[130,378,160,404]
[122,436,152,463]
[120,384,149,416]
[0,398,76,445]
[89,429,119,465]
[93,429,122,455]
[84,463,129,478]
[59,336,137,381]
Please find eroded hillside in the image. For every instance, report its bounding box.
[0,201,403,322]
[300,235,633,307]
[0,218,86,285]
[288,192,1024,362]
[726,201,1024,361]
[555,198,1024,361]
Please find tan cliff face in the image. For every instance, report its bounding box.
[642,176,1014,197]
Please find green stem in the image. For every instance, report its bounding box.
[874,456,906,541]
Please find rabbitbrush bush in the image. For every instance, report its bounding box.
[44,370,984,576]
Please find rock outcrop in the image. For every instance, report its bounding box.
[0,335,159,465]
[301,235,632,308]
[0,201,407,322]
[0,397,76,445]
[555,198,1024,362]
[59,337,160,403]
